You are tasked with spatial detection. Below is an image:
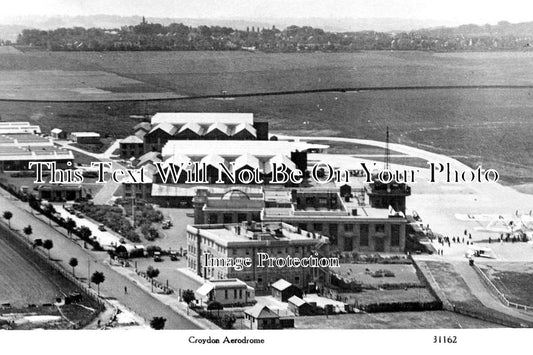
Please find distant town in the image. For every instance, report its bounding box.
[8,18,533,52]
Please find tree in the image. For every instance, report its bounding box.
[221,313,236,329]
[69,257,78,277]
[79,226,92,240]
[43,239,54,259]
[115,245,128,258]
[150,316,166,330]
[207,300,223,318]
[65,218,76,237]
[3,211,13,228]
[182,289,196,305]
[146,266,160,293]
[91,271,105,296]
[23,224,33,241]
[42,203,56,216]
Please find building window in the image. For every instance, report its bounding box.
[313,223,323,232]
[239,289,243,299]
[391,224,400,247]
[234,289,237,299]
[223,213,233,224]
[237,213,247,222]
[295,276,300,284]
[329,224,338,245]
[344,236,353,251]
[360,224,369,246]
[208,214,218,224]
[225,290,228,299]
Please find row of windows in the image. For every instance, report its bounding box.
[208,212,261,224]
[301,223,394,236]
[224,289,248,300]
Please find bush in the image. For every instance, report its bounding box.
[220,314,236,329]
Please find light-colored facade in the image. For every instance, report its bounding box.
[186,222,330,293]
[192,186,408,254]
[196,278,255,306]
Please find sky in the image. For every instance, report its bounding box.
[1,0,533,25]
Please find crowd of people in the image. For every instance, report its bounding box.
[434,230,474,256]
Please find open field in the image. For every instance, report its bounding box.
[481,262,533,307]
[295,310,501,329]
[23,50,533,96]
[0,229,62,307]
[335,263,422,286]
[0,50,532,184]
[0,223,101,329]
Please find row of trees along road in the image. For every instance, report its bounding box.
[3,209,174,330]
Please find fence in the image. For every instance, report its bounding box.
[0,217,117,329]
[471,263,533,313]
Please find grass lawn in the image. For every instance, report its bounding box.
[1,51,533,184]
[334,263,422,287]
[295,311,501,329]
[341,288,436,306]
[480,263,533,307]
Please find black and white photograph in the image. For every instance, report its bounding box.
[0,0,532,353]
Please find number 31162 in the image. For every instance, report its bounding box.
[433,336,457,344]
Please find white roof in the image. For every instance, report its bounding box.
[233,122,256,137]
[200,154,227,168]
[234,153,261,171]
[264,154,297,174]
[164,154,192,166]
[151,112,254,125]
[120,135,143,144]
[149,122,177,135]
[288,295,307,307]
[71,132,100,138]
[178,122,203,135]
[196,283,214,296]
[162,140,328,158]
[205,122,230,136]
[0,122,31,127]
[0,126,42,134]
[50,128,63,134]
[271,279,292,291]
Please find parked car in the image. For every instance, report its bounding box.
[153,252,163,262]
[75,212,84,218]
[98,224,106,232]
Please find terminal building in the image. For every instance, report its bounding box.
[186,222,330,293]
[192,182,410,254]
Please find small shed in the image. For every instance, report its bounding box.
[70,132,101,144]
[244,304,280,330]
[271,279,303,302]
[287,295,313,316]
[196,278,255,306]
[50,128,67,140]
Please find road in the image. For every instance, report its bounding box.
[0,189,200,329]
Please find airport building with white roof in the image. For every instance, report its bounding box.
[0,123,74,171]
